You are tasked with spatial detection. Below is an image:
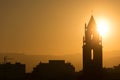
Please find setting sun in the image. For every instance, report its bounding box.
[97,19,109,37]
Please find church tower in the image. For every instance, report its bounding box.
[82,16,102,79]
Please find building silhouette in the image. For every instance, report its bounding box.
[82,16,102,80]
[0,62,25,80]
[31,60,75,80]
[102,64,120,80]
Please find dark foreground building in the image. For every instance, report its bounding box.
[31,60,75,80]
[82,16,103,80]
[0,62,25,80]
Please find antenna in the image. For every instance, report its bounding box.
[3,56,13,64]
[91,10,93,16]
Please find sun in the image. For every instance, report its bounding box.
[96,19,109,37]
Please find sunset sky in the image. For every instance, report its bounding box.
[0,0,120,56]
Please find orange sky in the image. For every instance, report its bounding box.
[0,0,120,56]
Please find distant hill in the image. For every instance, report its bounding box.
[0,51,120,73]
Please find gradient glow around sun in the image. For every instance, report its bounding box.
[97,19,109,37]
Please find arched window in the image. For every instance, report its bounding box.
[91,34,93,40]
[91,49,94,60]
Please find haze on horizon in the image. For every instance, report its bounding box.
[0,0,120,57]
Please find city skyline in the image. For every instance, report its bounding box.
[1,0,120,72]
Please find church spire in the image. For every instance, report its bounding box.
[84,16,101,45]
[87,16,97,30]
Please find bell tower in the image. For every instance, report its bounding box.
[83,16,102,79]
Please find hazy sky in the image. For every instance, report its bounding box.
[0,0,120,55]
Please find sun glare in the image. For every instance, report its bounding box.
[97,19,109,37]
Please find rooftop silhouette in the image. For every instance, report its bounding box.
[30,60,75,80]
[0,62,25,80]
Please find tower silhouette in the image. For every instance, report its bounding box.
[82,16,102,79]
